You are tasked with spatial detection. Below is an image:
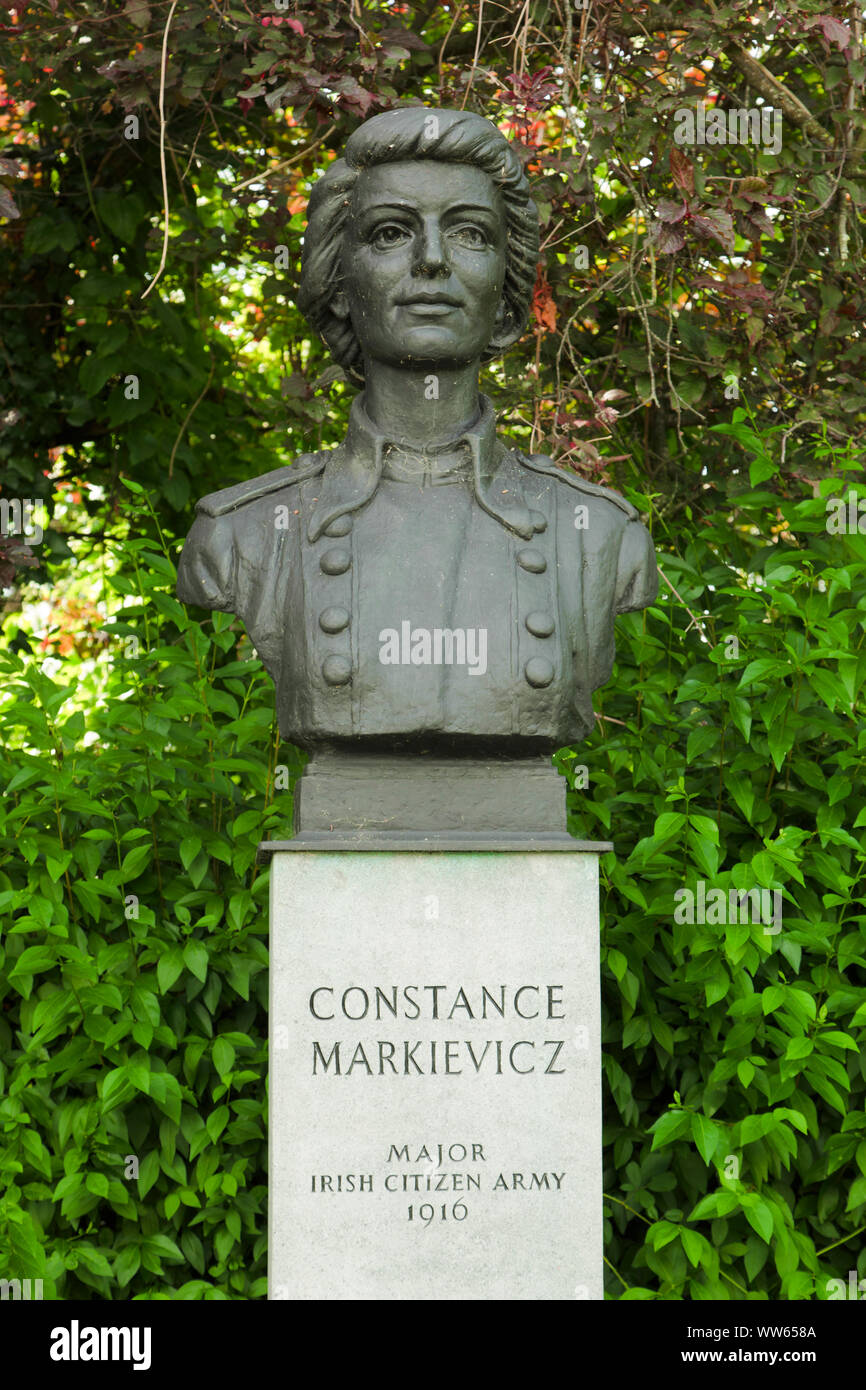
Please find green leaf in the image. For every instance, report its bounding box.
[138,1149,160,1200]
[183,940,209,983]
[76,1244,113,1277]
[691,1113,722,1165]
[679,1226,704,1267]
[157,947,184,994]
[819,1030,857,1051]
[116,1245,141,1288]
[738,658,790,688]
[689,1190,740,1220]
[121,843,153,879]
[650,1108,690,1150]
[143,1233,184,1261]
[213,1036,236,1076]
[648,1219,681,1250]
[744,1200,774,1243]
[607,948,628,981]
[845,1175,866,1211]
[9,946,56,978]
[180,837,203,871]
[45,851,73,882]
[654,811,687,840]
[688,813,719,844]
[101,1067,136,1114]
[206,1106,229,1143]
[97,190,147,244]
[78,352,117,395]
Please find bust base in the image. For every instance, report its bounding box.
[293,750,571,834]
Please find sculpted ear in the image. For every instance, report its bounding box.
[486,298,523,354]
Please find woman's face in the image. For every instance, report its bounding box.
[339,159,507,371]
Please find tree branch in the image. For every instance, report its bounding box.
[724,41,834,150]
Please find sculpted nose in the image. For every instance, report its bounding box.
[414,217,448,276]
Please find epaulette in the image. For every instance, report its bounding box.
[194,453,326,518]
[513,449,639,520]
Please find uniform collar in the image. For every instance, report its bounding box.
[345,391,496,484]
[307,391,536,542]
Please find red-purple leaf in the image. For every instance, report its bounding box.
[124,0,150,28]
[379,27,430,52]
[654,222,685,254]
[670,146,695,196]
[745,207,775,238]
[804,15,851,50]
[657,198,688,224]
[691,209,735,251]
[745,315,764,347]
[0,186,19,220]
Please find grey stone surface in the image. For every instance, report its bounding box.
[293,752,570,833]
[260,831,613,854]
[269,848,603,1301]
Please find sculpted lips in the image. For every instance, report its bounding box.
[397,291,463,315]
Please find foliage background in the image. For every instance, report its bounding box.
[0,0,864,1299]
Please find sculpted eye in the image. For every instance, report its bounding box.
[370,223,410,250]
[450,224,489,249]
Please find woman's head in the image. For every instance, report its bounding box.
[298,108,540,382]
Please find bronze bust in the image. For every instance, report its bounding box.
[176,108,657,831]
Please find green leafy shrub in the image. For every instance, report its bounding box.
[561,423,866,1298]
[0,490,303,1299]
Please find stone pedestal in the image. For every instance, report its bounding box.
[293,752,569,833]
[263,833,608,1301]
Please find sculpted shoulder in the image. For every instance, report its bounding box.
[177,451,327,615]
[513,449,639,520]
[193,452,326,518]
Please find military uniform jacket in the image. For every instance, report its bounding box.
[176,393,658,751]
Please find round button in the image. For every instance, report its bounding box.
[320,548,351,575]
[525,611,555,638]
[324,514,352,537]
[525,657,554,688]
[322,655,352,686]
[319,606,350,634]
[517,548,547,574]
[530,511,547,534]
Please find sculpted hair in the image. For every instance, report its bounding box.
[297,108,540,382]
